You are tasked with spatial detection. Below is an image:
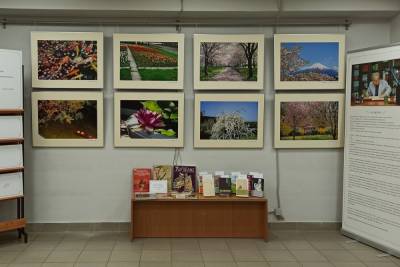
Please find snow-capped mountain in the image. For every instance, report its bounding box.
[300,63,329,70]
[296,62,338,78]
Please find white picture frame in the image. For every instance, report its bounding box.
[274,93,345,148]
[274,34,346,90]
[193,34,264,90]
[31,31,104,89]
[113,33,184,89]
[114,92,184,147]
[194,93,264,148]
[32,91,104,147]
[0,49,23,109]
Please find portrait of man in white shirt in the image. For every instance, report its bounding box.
[367,72,391,97]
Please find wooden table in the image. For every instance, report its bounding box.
[131,194,268,240]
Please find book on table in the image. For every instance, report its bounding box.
[153,165,173,192]
[236,174,249,197]
[132,168,151,197]
[172,165,196,193]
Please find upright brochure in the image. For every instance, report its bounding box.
[230,172,241,195]
[153,165,173,192]
[202,174,215,197]
[173,165,196,193]
[247,173,256,195]
[219,175,231,196]
[251,173,264,197]
[198,171,209,194]
[132,168,151,194]
[214,171,224,194]
[149,180,168,195]
[236,174,249,197]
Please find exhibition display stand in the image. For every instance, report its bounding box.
[0,50,27,242]
[342,44,400,257]
[131,194,268,240]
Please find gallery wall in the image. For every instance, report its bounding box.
[392,14,400,43]
[0,21,394,223]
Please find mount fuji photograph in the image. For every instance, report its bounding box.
[280,42,339,81]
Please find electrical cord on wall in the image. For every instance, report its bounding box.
[274,149,285,220]
[173,148,182,166]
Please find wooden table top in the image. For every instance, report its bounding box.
[132,193,267,202]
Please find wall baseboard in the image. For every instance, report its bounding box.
[23,222,341,232]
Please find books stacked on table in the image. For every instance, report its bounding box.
[132,166,264,199]
[132,164,197,199]
[198,171,265,198]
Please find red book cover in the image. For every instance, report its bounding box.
[132,168,151,193]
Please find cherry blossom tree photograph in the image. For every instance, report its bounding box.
[280,100,339,140]
[200,42,258,81]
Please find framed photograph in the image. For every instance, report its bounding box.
[349,57,400,106]
[31,32,104,88]
[274,34,345,90]
[193,34,264,90]
[114,92,184,147]
[274,93,344,148]
[194,94,264,148]
[32,91,104,147]
[113,34,184,89]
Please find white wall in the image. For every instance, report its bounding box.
[0,22,391,223]
[391,14,400,43]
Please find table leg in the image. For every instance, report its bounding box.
[264,201,269,242]
[130,201,135,241]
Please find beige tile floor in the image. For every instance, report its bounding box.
[0,229,399,267]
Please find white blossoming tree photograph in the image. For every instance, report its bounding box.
[194,94,264,148]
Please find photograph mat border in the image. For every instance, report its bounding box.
[274,34,346,90]
[31,31,104,89]
[274,93,344,148]
[31,91,104,147]
[194,93,264,148]
[113,33,184,89]
[193,34,265,90]
[114,92,184,147]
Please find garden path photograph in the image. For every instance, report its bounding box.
[119,41,178,81]
[200,42,258,82]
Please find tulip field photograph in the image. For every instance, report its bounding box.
[37,100,98,139]
[280,101,339,140]
[119,100,179,139]
[119,41,178,81]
